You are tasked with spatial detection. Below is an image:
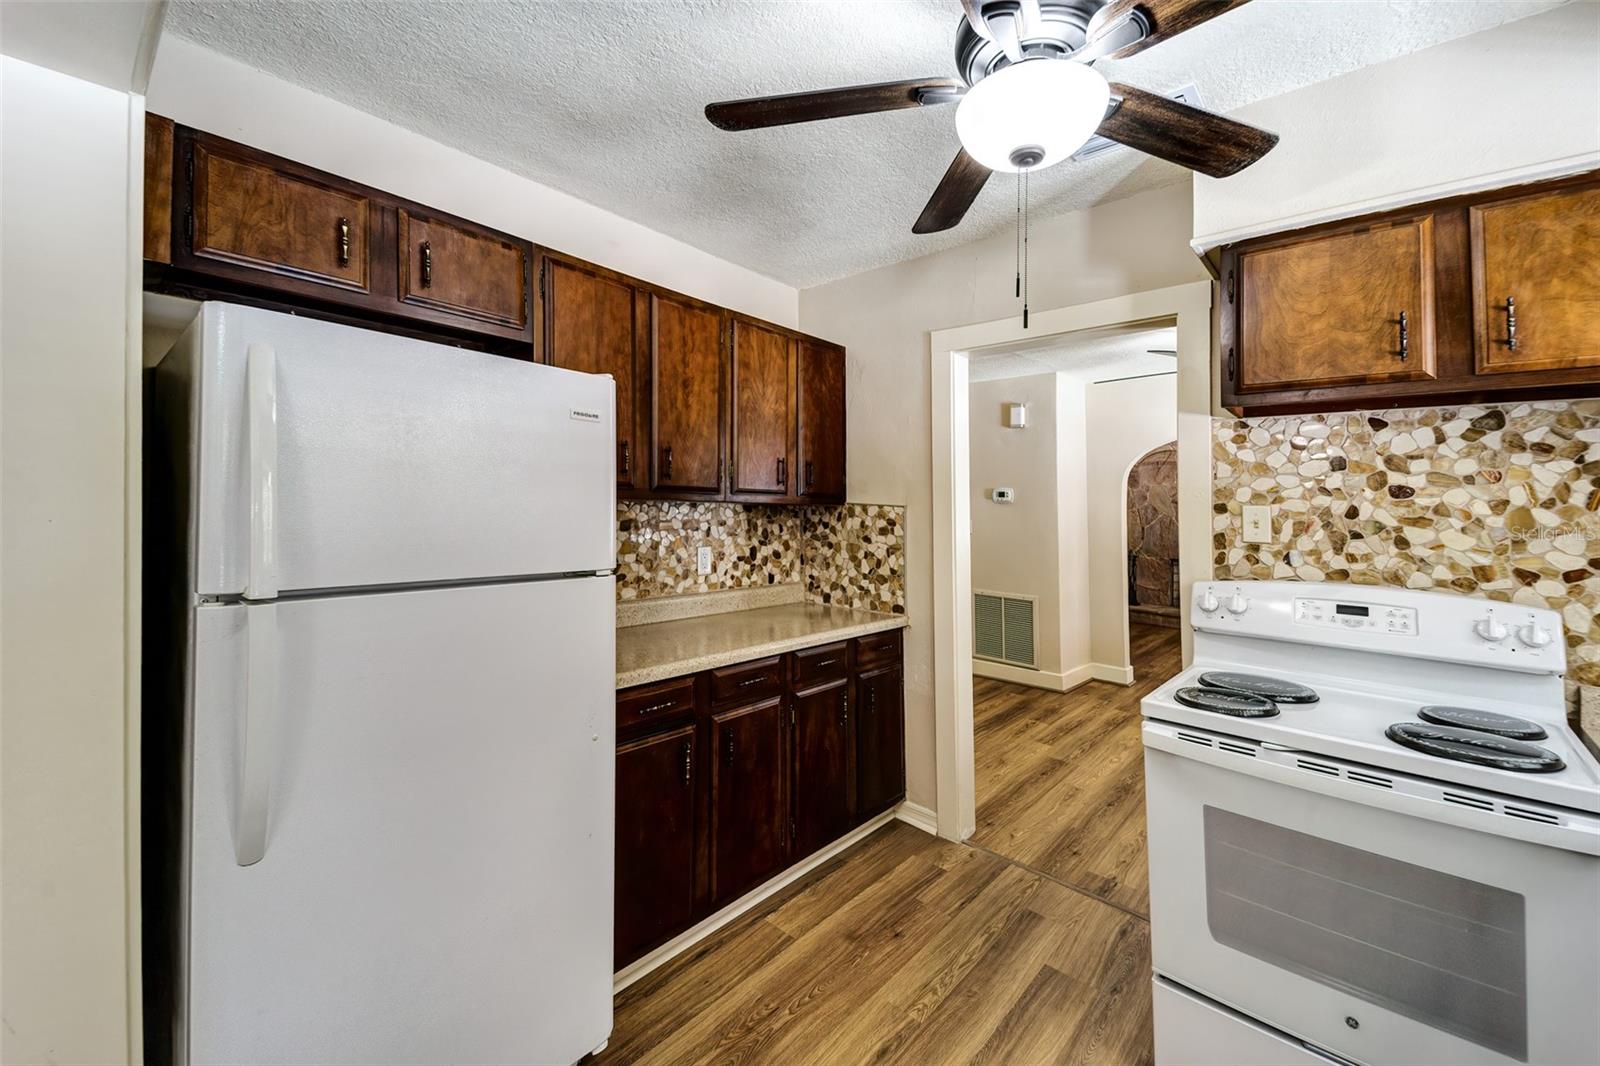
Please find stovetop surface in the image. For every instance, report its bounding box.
[1145,659,1600,813]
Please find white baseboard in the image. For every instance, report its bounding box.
[894,800,938,836]
[972,659,1094,692]
[612,809,898,994]
[1090,662,1135,685]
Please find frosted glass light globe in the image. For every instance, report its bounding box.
[955,59,1110,172]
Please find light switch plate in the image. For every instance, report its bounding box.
[1242,505,1271,544]
[697,546,712,574]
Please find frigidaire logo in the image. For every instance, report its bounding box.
[569,409,602,423]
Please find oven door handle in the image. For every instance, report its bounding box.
[1142,720,1600,856]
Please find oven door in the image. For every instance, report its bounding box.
[1144,720,1600,1066]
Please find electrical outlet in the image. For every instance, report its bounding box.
[697,545,712,575]
[1242,505,1271,544]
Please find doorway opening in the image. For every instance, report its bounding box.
[1125,441,1181,646]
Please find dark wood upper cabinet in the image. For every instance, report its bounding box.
[1220,169,1600,415]
[187,138,372,294]
[708,696,788,906]
[792,679,853,860]
[730,320,796,497]
[1237,216,1436,392]
[651,294,724,495]
[796,338,846,501]
[540,254,644,489]
[397,209,528,331]
[855,664,906,821]
[614,723,697,968]
[144,113,174,264]
[1470,183,1600,375]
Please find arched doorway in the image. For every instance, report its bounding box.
[1126,441,1180,634]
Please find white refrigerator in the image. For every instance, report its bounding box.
[144,303,616,1065]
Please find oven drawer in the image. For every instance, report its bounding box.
[1143,729,1600,1066]
[1153,978,1339,1066]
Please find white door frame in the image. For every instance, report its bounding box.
[930,280,1213,841]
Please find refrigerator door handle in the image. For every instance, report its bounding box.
[244,341,280,600]
[236,602,279,865]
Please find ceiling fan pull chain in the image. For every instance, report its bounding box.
[1022,167,1030,329]
[1015,170,1021,299]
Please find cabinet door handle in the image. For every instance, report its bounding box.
[420,241,432,288]
[839,691,849,727]
[724,731,734,765]
[337,217,350,267]
[777,456,786,489]
[815,658,838,668]
[867,687,876,713]
[1396,310,1408,362]
[1505,296,1518,351]
[619,440,631,477]
[738,675,766,688]
[638,700,678,716]
[804,460,815,493]
[682,741,693,784]
[662,445,673,480]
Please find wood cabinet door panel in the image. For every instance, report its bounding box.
[1471,184,1600,374]
[651,295,724,494]
[398,209,528,329]
[793,679,853,859]
[855,665,905,821]
[709,697,787,904]
[796,339,846,499]
[615,724,697,967]
[191,142,370,291]
[545,258,642,487]
[1238,217,1436,391]
[731,321,795,495]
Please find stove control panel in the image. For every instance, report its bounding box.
[1294,596,1417,635]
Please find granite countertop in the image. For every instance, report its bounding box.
[616,602,907,689]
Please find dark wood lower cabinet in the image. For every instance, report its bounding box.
[709,697,790,905]
[792,679,853,860]
[855,664,906,820]
[614,723,697,968]
[614,629,906,968]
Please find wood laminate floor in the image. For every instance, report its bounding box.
[599,624,1181,1065]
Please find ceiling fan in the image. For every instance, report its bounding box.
[705,0,1279,234]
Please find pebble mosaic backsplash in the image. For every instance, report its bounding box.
[1212,399,1600,701]
[616,500,906,614]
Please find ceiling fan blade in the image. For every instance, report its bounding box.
[1084,0,1250,61]
[706,78,962,131]
[913,149,992,234]
[1097,83,1277,178]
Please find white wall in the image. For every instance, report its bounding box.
[146,36,798,327]
[1084,373,1178,676]
[1,56,141,1066]
[1193,3,1600,250]
[801,182,1207,807]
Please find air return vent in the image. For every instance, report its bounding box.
[974,591,1037,668]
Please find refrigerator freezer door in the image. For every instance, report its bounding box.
[187,579,614,1065]
[178,302,615,596]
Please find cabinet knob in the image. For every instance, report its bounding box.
[1505,296,1518,351]
[420,241,432,288]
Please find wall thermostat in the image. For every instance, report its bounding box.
[1005,403,1027,429]
[991,487,1015,504]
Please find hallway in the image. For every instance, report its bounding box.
[970,623,1183,917]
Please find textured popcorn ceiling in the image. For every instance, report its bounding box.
[969,323,1177,382]
[165,0,1569,287]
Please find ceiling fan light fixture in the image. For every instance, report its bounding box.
[954,59,1110,173]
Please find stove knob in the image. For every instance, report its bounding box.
[1473,615,1509,642]
[1226,591,1249,615]
[1516,623,1554,648]
[1198,589,1220,614]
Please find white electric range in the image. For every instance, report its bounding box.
[1143,581,1600,1066]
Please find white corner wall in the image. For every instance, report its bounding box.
[1084,373,1177,676]
[145,36,798,326]
[1,56,141,1066]
[800,182,1207,808]
[1193,3,1600,250]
